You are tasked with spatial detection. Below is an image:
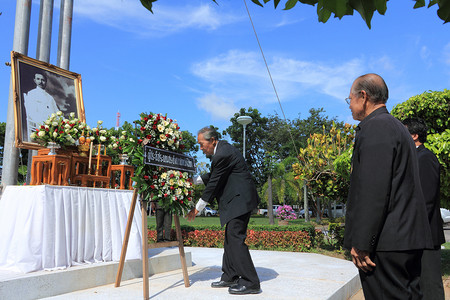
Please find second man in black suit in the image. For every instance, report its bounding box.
[187,126,261,295]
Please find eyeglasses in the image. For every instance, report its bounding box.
[345,97,351,105]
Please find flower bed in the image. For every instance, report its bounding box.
[147,224,322,252]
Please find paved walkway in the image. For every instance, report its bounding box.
[42,247,360,300]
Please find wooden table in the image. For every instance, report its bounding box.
[30,154,72,186]
[71,174,111,188]
[110,165,134,190]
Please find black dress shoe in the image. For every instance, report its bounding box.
[211,280,238,288]
[228,283,261,295]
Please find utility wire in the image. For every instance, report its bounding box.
[242,0,299,157]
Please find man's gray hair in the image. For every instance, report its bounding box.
[352,73,389,104]
[198,126,219,141]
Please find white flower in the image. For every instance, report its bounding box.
[159,134,167,142]
[97,120,103,125]
[86,126,91,130]
[45,120,51,125]
[176,188,182,196]
[161,173,167,180]
[129,138,135,142]
[65,124,71,129]
[70,112,75,118]
[51,113,56,118]
[44,125,49,130]
[52,122,58,126]
[92,127,97,132]
[100,136,106,142]
[157,124,164,132]
[168,139,174,146]
[53,132,58,138]
[120,135,126,140]
[63,119,69,123]
[30,132,37,139]
[65,129,69,133]
[56,111,63,116]
[99,129,106,134]
[73,128,78,133]
[38,131,46,137]
[121,131,127,135]
[112,143,118,149]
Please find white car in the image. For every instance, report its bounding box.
[441,208,450,224]
[203,207,218,217]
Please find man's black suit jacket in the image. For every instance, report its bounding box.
[344,107,433,252]
[200,140,259,226]
[417,144,445,247]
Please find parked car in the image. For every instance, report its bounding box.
[323,204,345,218]
[258,205,281,217]
[203,207,218,217]
[298,209,313,218]
[441,208,450,224]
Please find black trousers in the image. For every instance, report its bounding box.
[420,248,444,300]
[155,208,172,242]
[360,250,423,300]
[221,212,260,287]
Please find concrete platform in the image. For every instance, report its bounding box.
[0,247,361,300]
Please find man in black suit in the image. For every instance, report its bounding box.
[187,126,261,295]
[343,74,433,299]
[403,118,445,300]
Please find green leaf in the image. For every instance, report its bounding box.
[284,0,299,10]
[349,0,376,28]
[414,0,426,8]
[274,0,281,8]
[375,0,387,14]
[437,0,450,23]
[140,0,156,13]
[251,0,264,7]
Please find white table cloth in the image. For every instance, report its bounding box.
[0,185,142,273]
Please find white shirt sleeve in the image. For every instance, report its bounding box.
[195,198,208,212]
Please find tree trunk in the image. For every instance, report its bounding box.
[268,174,274,225]
[303,180,309,222]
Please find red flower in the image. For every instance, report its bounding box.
[144,117,148,122]
[147,135,152,139]
[138,139,143,144]
[164,193,168,197]
[148,114,152,118]
[169,174,175,178]
[140,127,145,131]
[153,175,158,179]
[144,175,149,180]
[156,141,160,144]
[150,185,155,189]
[152,125,157,130]
[170,186,174,190]
[59,131,64,134]
[161,182,165,186]
[180,145,185,149]
[165,134,169,137]
[41,125,45,129]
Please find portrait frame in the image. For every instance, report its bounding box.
[11,51,86,149]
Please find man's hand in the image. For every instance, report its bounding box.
[351,247,376,272]
[187,208,199,221]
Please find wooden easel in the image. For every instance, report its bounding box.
[114,189,190,300]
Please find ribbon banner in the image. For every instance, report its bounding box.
[143,145,196,173]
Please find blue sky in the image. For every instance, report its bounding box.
[1,0,449,141]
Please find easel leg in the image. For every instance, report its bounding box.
[141,200,149,300]
[174,215,190,287]
[115,189,138,287]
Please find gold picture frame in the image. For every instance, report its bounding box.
[11,51,86,149]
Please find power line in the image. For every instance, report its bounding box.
[242,0,299,157]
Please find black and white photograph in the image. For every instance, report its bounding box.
[11,51,85,149]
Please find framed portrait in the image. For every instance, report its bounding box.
[11,51,86,149]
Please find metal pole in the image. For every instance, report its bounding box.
[242,125,247,159]
[36,0,54,62]
[2,0,32,189]
[26,0,54,184]
[57,0,73,69]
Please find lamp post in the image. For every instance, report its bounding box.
[236,116,252,159]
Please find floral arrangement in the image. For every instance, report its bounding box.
[130,112,194,215]
[276,205,297,221]
[135,112,184,151]
[109,130,135,154]
[90,120,110,145]
[31,111,80,147]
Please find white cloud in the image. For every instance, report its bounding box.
[191,49,365,109]
[72,0,239,37]
[196,93,237,120]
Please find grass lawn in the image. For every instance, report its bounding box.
[147,214,310,227]
[442,242,450,279]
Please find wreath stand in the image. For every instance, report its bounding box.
[114,188,190,300]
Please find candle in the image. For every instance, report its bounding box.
[96,144,101,175]
[104,145,107,155]
[88,142,93,175]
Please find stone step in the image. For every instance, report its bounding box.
[0,248,191,300]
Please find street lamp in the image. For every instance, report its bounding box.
[236,116,252,159]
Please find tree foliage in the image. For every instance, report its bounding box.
[140,0,450,28]
[391,89,450,207]
[292,123,355,216]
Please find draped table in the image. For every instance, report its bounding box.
[0,185,143,273]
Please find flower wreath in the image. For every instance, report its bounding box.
[129,112,194,215]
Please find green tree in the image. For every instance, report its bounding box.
[140,0,450,28]
[391,89,450,207]
[223,107,269,188]
[293,123,355,219]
